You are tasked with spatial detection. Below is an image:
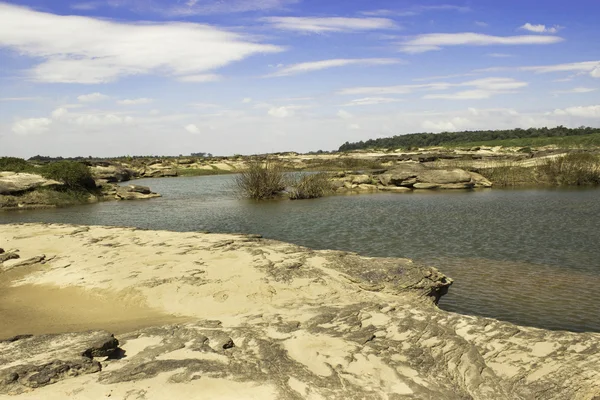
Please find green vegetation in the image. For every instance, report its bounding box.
[235,160,286,200]
[446,133,600,149]
[0,157,38,173]
[339,126,600,151]
[289,173,335,200]
[303,157,385,171]
[41,161,96,190]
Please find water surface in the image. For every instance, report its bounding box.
[2,175,599,332]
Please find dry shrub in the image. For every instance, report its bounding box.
[536,153,600,185]
[289,173,334,200]
[235,159,285,199]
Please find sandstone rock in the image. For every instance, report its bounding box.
[1,224,598,400]
[379,186,412,193]
[90,165,135,183]
[115,185,161,201]
[417,168,472,184]
[413,183,441,189]
[378,174,392,186]
[439,183,475,189]
[351,174,372,184]
[0,172,62,195]
[469,171,493,188]
[0,252,20,263]
[357,184,378,191]
[400,177,418,187]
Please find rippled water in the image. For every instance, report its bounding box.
[2,175,600,332]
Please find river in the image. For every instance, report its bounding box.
[2,175,599,332]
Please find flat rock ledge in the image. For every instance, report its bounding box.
[0,224,599,400]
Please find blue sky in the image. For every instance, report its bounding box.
[1,0,599,157]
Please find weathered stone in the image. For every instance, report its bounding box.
[439,183,475,189]
[90,165,135,183]
[351,174,372,184]
[0,172,62,195]
[115,185,161,201]
[417,168,472,184]
[3,255,45,271]
[400,177,418,187]
[0,252,20,263]
[357,184,378,191]
[379,186,412,193]
[469,171,493,188]
[413,183,441,189]
[378,174,392,186]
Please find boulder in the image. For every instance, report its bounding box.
[90,165,135,183]
[115,185,161,201]
[0,172,62,195]
[386,164,425,186]
[379,186,412,193]
[417,169,472,184]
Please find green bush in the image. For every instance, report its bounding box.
[235,159,285,199]
[289,173,335,200]
[0,157,35,173]
[537,153,600,185]
[41,161,96,191]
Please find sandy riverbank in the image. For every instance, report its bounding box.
[0,224,599,399]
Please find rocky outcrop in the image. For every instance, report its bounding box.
[90,165,136,183]
[335,163,493,193]
[115,185,161,201]
[0,172,62,195]
[0,224,598,399]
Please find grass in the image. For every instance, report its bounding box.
[0,187,93,210]
[303,157,385,171]
[537,153,600,185]
[288,173,335,200]
[235,159,286,200]
[445,133,600,149]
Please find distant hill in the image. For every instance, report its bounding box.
[338,126,600,152]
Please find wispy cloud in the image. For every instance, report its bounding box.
[176,74,222,83]
[487,53,514,58]
[519,23,563,34]
[362,5,470,17]
[341,97,404,106]
[117,98,154,105]
[521,61,600,75]
[475,21,489,27]
[0,97,40,102]
[340,77,528,100]
[553,87,597,94]
[0,3,283,84]
[77,92,109,102]
[399,33,563,53]
[262,16,397,33]
[268,58,401,77]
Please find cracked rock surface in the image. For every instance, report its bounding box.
[0,223,598,399]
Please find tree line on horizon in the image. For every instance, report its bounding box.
[338,126,600,152]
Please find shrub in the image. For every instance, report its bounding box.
[41,161,96,191]
[537,153,600,185]
[0,157,35,173]
[235,159,285,199]
[289,173,335,200]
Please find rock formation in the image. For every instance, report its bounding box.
[0,224,598,399]
[0,172,63,195]
[332,163,493,193]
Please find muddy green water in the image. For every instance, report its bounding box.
[2,175,599,332]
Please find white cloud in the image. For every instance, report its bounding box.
[337,110,353,119]
[269,58,400,77]
[12,118,53,135]
[553,87,597,94]
[342,97,404,106]
[169,0,299,16]
[117,98,154,105]
[592,68,600,78]
[72,114,133,126]
[348,124,361,130]
[475,21,489,27]
[262,16,397,33]
[185,124,200,133]
[176,74,221,83]
[268,106,294,118]
[519,23,562,34]
[0,3,283,84]
[399,32,563,53]
[339,77,528,99]
[77,92,109,102]
[51,107,69,120]
[242,98,253,103]
[552,105,600,118]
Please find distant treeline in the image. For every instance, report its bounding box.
[338,126,600,151]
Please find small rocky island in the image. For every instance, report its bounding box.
[0,224,598,399]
